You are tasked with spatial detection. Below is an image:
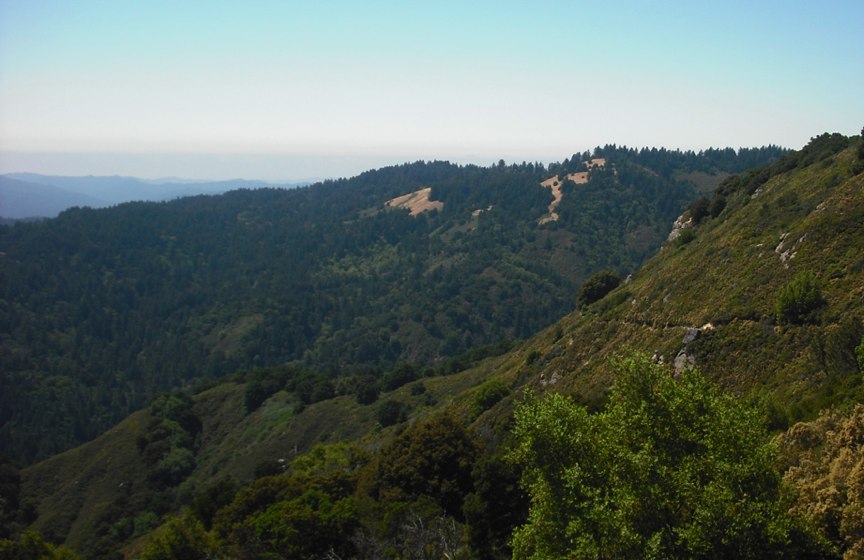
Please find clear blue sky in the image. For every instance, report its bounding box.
[1,0,862,180]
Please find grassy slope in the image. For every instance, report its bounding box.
[488,143,864,418]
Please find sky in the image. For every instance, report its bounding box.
[1,0,862,181]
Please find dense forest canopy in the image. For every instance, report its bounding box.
[0,147,787,464]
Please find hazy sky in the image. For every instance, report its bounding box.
[1,0,862,180]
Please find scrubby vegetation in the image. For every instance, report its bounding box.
[778,405,864,558]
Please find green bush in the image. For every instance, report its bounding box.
[377,400,409,427]
[0,531,81,560]
[139,514,216,560]
[472,380,511,417]
[675,227,696,247]
[577,270,622,306]
[775,271,824,324]
[688,197,710,224]
[372,415,479,518]
[509,354,830,559]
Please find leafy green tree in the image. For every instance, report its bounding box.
[370,415,479,519]
[354,376,380,405]
[238,490,357,559]
[509,354,830,559]
[244,376,282,413]
[709,194,726,218]
[377,400,409,427]
[776,270,824,324]
[139,514,216,560]
[191,478,237,530]
[212,470,358,559]
[292,442,370,475]
[472,380,511,418]
[0,531,81,560]
[577,270,622,307]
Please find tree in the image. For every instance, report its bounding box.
[191,478,237,530]
[577,271,622,307]
[688,196,711,224]
[372,415,479,519]
[0,531,80,560]
[776,270,824,324]
[377,400,409,427]
[239,490,357,559]
[212,470,358,558]
[472,380,511,418]
[509,354,830,559]
[139,514,216,560]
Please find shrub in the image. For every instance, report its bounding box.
[688,196,710,224]
[244,377,282,413]
[355,381,380,405]
[472,380,510,418]
[377,400,409,427]
[675,227,696,247]
[709,194,726,217]
[139,514,216,560]
[509,354,830,559]
[525,350,541,366]
[776,271,824,324]
[577,270,622,307]
[372,415,479,518]
[0,531,81,560]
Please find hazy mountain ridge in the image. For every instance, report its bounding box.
[0,176,109,219]
[0,173,304,218]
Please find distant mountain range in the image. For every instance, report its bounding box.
[0,173,308,219]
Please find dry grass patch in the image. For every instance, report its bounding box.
[386,187,443,216]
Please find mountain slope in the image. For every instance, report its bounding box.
[0,150,786,465]
[490,133,863,424]
[12,134,863,558]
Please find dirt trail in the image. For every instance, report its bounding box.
[538,172,589,224]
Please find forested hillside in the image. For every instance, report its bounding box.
[0,148,784,465]
[2,134,862,559]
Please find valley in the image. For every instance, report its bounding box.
[1,135,862,559]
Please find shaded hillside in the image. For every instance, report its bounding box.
[18,357,504,557]
[0,150,785,464]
